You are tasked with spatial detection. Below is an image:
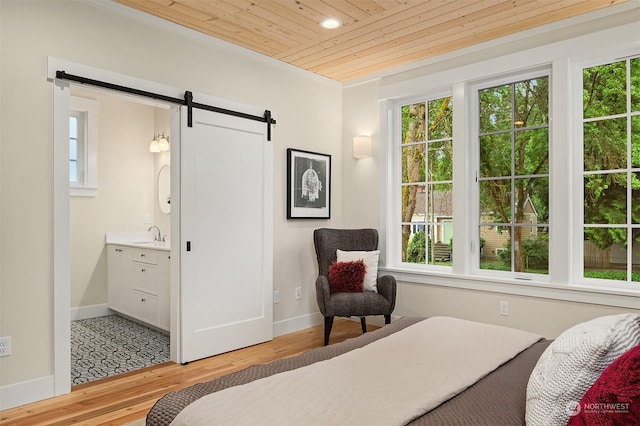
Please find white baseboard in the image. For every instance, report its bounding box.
[0,375,54,410]
[0,305,111,410]
[273,312,323,337]
[70,303,111,321]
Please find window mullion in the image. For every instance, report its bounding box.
[510,82,517,271]
[452,82,469,275]
[626,59,633,280]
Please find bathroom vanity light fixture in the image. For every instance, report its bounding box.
[149,134,160,153]
[158,132,169,151]
[149,133,169,153]
[353,135,372,159]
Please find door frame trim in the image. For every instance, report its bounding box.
[49,57,187,395]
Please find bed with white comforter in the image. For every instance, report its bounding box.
[147,314,640,426]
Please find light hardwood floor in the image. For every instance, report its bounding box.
[0,319,373,426]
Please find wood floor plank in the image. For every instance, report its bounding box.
[0,319,373,425]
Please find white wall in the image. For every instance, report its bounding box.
[395,282,640,338]
[341,81,380,229]
[0,0,341,398]
[70,94,157,310]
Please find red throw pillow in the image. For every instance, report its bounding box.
[328,260,366,294]
[566,345,640,426]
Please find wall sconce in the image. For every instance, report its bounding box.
[353,135,372,159]
[158,132,169,151]
[150,132,169,153]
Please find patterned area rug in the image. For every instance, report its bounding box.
[71,314,170,385]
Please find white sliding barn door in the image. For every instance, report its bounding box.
[180,105,273,363]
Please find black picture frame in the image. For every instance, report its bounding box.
[286,148,331,219]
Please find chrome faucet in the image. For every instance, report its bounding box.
[148,225,162,242]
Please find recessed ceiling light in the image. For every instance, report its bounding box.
[319,17,342,29]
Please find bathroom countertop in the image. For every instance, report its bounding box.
[105,232,170,251]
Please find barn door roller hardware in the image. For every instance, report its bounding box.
[55,71,276,141]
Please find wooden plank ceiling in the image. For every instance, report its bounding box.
[113,0,628,82]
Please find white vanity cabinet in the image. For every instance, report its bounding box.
[107,244,170,331]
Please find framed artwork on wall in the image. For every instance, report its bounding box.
[286,148,331,219]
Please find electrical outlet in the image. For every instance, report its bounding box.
[0,336,11,357]
[295,287,302,300]
[499,301,509,316]
[273,290,280,304]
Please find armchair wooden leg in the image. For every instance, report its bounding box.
[324,316,334,346]
[384,314,391,325]
[360,317,367,334]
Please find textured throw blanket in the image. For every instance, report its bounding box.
[171,316,542,426]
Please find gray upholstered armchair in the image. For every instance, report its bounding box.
[314,228,396,345]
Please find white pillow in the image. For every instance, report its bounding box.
[336,249,379,292]
[525,313,640,426]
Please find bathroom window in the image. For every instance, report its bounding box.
[70,96,98,197]
[69,114,82,184]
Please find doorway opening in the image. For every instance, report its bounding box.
[67,86,173,385]
[52,59,274,400]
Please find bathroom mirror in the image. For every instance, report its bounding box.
[158,164,171,214]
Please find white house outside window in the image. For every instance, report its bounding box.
[400,96,453,267]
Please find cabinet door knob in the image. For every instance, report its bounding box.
[140,253,146,257]
[141,268,146,272]
[141,298,146,302]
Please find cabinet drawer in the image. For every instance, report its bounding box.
[131,290,158,325]
[130,263,158,294]
[130,249,157,265]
